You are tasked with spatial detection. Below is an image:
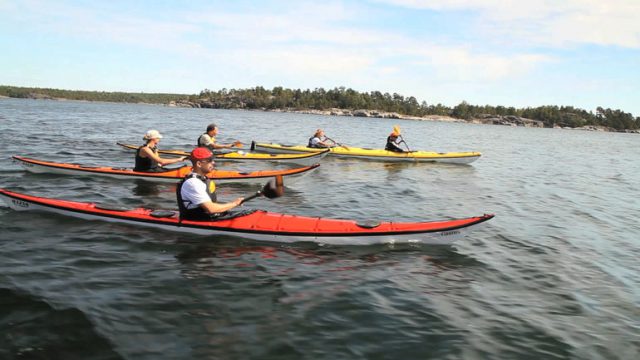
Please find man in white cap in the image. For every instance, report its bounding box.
[134,129,187,172]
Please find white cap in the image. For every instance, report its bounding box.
[143,129,163,140]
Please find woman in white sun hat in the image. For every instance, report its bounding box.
[133,129,187,172]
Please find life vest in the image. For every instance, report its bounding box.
[308,136,327,148]
[385,136,404,152]
[176,173,218,221]
[197,133,215,147]
[134,145,161,172]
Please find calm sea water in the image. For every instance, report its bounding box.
[0,98,638,359]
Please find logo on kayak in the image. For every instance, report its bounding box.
[11,199,30,208]
[440,230,460,237]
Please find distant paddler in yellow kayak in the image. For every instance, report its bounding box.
[307,129,334,148]
[385,125,411,153]
[197,123,243,151]
[251,124,481,164]
[308,129,349,149]
[134,130,188,172]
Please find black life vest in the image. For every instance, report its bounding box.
[385,136,404,153]
[134,145,161,172]
[308,136,327,148]
[176,173,218,221]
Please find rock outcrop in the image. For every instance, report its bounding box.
[469,115,544,127]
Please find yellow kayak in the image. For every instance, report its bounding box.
[251,142,481,164]
[117,142,329,166]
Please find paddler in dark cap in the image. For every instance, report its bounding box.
[197,123,242,151]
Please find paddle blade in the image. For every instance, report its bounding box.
[240,176,284,205]
[262,175,284,199]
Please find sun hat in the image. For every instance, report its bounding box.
[191,147,214,161]
[143,129,163,140]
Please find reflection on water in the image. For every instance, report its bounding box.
[173,240,474,280]
[132,180,163,197]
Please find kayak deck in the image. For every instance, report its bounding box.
[117,142,329,165]
[13,156,319,184]
[0,188,494,245]
[251,142,481,164]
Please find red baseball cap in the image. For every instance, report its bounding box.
[191,147,213,161]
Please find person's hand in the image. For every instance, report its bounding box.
[181,156,188,161]
[234,197,244,206]
[233,140,243,148]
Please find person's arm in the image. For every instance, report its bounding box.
[212,143,232,149]
[390,142,404,152]
[140,147,186,166]
[324,136,337,145]
[183,180,243,214]
[212,141,242,149]
[200,198,244,214]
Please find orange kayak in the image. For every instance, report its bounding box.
[13,156,319,185]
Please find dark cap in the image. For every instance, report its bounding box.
[206,123,217,132]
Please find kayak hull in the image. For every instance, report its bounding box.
[117,142,329,166]
[0,189,494,246]
[252,142,481,164]
[13,156,319,185]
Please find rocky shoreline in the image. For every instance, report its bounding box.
[7,95,637,133]
[168,100,547,127]
[168,100,640,132]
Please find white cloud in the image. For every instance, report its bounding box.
[2,0,556,92]
[380,0,640,48]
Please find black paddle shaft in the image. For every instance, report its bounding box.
[398,136,411,152]
[239,176,284,205]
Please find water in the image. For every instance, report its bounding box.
[0,98,638,359]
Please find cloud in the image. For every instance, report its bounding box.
[3,0,553,92]
[380,0,640,48]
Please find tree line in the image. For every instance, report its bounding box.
[0,85,188,104]
[2,85,638,131]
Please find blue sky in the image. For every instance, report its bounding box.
[1,0,639,115]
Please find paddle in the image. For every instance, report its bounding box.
[240,175,284,204]
[324,136,349,150]
[398,136,412,152]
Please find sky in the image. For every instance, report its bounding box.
[1,0,639,115]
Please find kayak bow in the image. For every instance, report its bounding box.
[0,188,494,245]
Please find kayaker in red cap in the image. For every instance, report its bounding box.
[197,123,242,151]
[176,147,243,220]
[134,129,188,172]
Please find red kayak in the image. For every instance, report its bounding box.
[0,188,494,245]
